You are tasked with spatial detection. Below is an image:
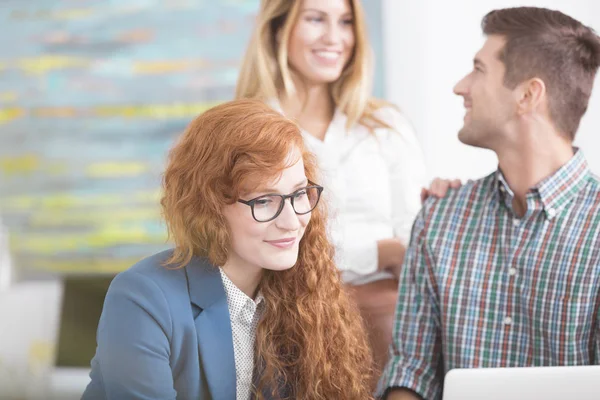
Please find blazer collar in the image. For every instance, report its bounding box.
[184,256,225,309]
[185,256,237,399]
[184,255,283,400]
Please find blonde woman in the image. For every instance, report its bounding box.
[236,0,458,386]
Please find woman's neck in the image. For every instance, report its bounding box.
[278,78,335,141]
[221,260,263,299]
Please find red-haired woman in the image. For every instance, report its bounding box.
[82,99,373,400]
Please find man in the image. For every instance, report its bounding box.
[378,7,600,400]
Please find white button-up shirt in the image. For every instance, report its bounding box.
[272,102,427,285]
[219,268,264,400]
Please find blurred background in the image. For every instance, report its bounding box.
[0,0,598,399]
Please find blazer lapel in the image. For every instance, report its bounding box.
[186,258,236,399]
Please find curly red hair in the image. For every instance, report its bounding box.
[161,99,373,399]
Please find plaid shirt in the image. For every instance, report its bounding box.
[378,150,600,400]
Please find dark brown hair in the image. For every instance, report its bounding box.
[482,7,600,139]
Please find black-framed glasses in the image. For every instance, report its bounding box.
[238,183,324,223]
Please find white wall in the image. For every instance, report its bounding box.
[0,281,63,399]
[0,219,12,290]
[382,0,600,182]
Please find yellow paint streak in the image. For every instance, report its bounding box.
[32,257,144,273]
[53,8,95,20]
[0,92,17,102]
[94,102,219,118]
[10,8,96,21]
[47,163,68,175]
[134,189,162,203]
[86,161,148,178]
[13,236,80,253]
[133,60,203,74]
[0,154,40,175]
[40,195,79,209]
[17,56,91,75]
[11,229,167,254]
[0,107,24,123]
[8,102,221,120]
[1,190,160,210]
[0,195,36,210]
[88,225,164,247]
[33,107,79,118]
[28,341,54,367]
[29,207,160,227]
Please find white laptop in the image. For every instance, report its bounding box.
[443,366,600,400]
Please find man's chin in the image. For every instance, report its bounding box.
[458,127,481,147]
[457,127,473,145]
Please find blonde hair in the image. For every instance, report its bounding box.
[235,0,393,131]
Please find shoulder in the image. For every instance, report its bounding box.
[106,250,192,317]
[420,172,497,229]
[361,104,426,170]
[371,104,414,134]
[577,172,600,215]
[368,104,420,148]
[587,172,600,193]
[114,249,187,293]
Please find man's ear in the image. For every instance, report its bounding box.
[516,77,546,115]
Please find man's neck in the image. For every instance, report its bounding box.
[496,128,573,217]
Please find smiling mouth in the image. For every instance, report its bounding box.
[314,50,340,59]
[313,50,342,63]
[264,238,296,249]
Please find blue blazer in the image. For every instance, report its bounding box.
[82,250,276,400]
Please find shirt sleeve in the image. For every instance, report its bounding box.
[376,204,444,400]
[82,271,177,400]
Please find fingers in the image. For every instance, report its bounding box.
[426,178,464,199]
[430,178,448,197]
[422,178,465,204]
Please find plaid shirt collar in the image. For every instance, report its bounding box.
[494,148,591,220]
